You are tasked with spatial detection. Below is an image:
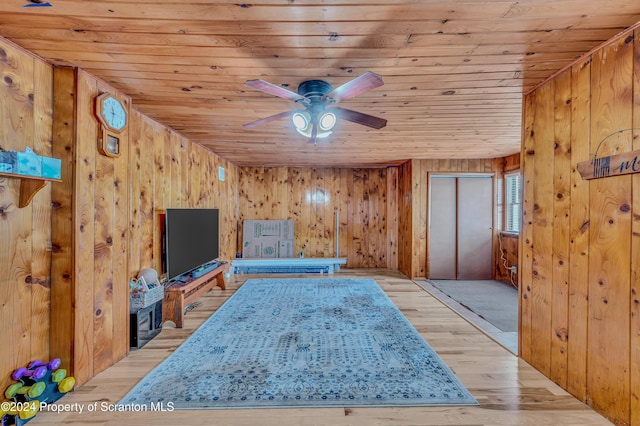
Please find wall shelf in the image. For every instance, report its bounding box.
[0,172,62,208]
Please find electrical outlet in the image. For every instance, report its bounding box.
[510,265,517,274]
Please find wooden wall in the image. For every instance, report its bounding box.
[237,167,397,268]
[397,158,502,279]
[520,28,640,425]
[49,67,239,386]
[495,153,520,284]
[495,233,519,285]
[2,33,517,393]
[0,38,53,397]
[128,110,238,277]
[51,68,132,385]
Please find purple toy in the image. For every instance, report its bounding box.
[11,366,47,382]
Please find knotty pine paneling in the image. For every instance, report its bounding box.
[51,69,131,385]
[2,4,639,167]
[503,152,521,173]
[50,67,239,387]
[238,167,395,268]
[397,158,503,279]
[495,154,520,286]
[521,28,639,426]
[0,38,53,397]
[566,56,591,403]
[386,166,399,270]
[587,34,633,423]
[495,233,519,285]
[632,29,640,426]
[128,110,239,278]
[397,161,413,278]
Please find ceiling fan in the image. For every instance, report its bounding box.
[243,72,387,144]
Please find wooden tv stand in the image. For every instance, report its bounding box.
[162,263,226,328]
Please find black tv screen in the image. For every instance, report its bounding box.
[165,208,219,280]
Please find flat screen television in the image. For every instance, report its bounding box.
[165,208,220,281]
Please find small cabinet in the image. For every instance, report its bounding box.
[130,300,163,349]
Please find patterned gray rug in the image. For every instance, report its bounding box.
[119,278,477,409]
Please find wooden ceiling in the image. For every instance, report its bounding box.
[1,1,640,167]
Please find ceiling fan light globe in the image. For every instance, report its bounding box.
[292,111,311,130]
[318,112,337,131]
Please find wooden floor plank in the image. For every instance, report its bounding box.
[30,269,612,426]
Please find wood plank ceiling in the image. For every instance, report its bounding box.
[1,1,640,167]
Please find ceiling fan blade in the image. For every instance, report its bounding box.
[243,110,295,128]
[333,107,387,129]
[245,79,309,102]
[322,72,384,103]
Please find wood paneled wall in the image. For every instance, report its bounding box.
[1,34,516,393]
[0,38,53,397]
[495,153,520,284]
[238,167,397,268]
[50,67,239,386]
[397,160,414,277]
[128,110,238,277]
[495,233,519,285]
[51,67,132,386]
[397,158,502,279]
[520,28,640,425]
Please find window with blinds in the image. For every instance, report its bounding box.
[505,172,521,232]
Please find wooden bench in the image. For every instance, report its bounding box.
[162,263,226,328]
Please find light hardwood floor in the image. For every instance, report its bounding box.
[31,269,611,425]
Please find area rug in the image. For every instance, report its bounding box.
[119,278,477,409]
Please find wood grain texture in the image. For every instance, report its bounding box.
[30,54,53,364]
[27,270,613,426]
[1,4,639,167]
[46,64,239,388]
[397,161,413,278]
[130,110,239,269]
[495,232,518,285]
[50,66,77,381]
[397,158,501,279]
[92,116,116,375]
[530,82,554,376]
[0,37,51,397]
[238,167,390,267]
[73,70,99,385]
[550,70,571,389]
[162,264,225,329]
[631,27,640,426]
[386,166,398,269]
[520,90,536,362]
[4,12,640,425]
[567,56,591,404]
[521,29,638,426]
[586,35,633,425]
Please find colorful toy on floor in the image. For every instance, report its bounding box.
[3,358,75,424]
[0,401,39,425]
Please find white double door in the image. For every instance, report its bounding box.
[429,175,493,280]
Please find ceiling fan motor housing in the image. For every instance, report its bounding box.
[297,80,333,100]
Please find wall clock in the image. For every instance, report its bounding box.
[95,93,128,158]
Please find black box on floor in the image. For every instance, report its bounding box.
[130,300,163,349]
